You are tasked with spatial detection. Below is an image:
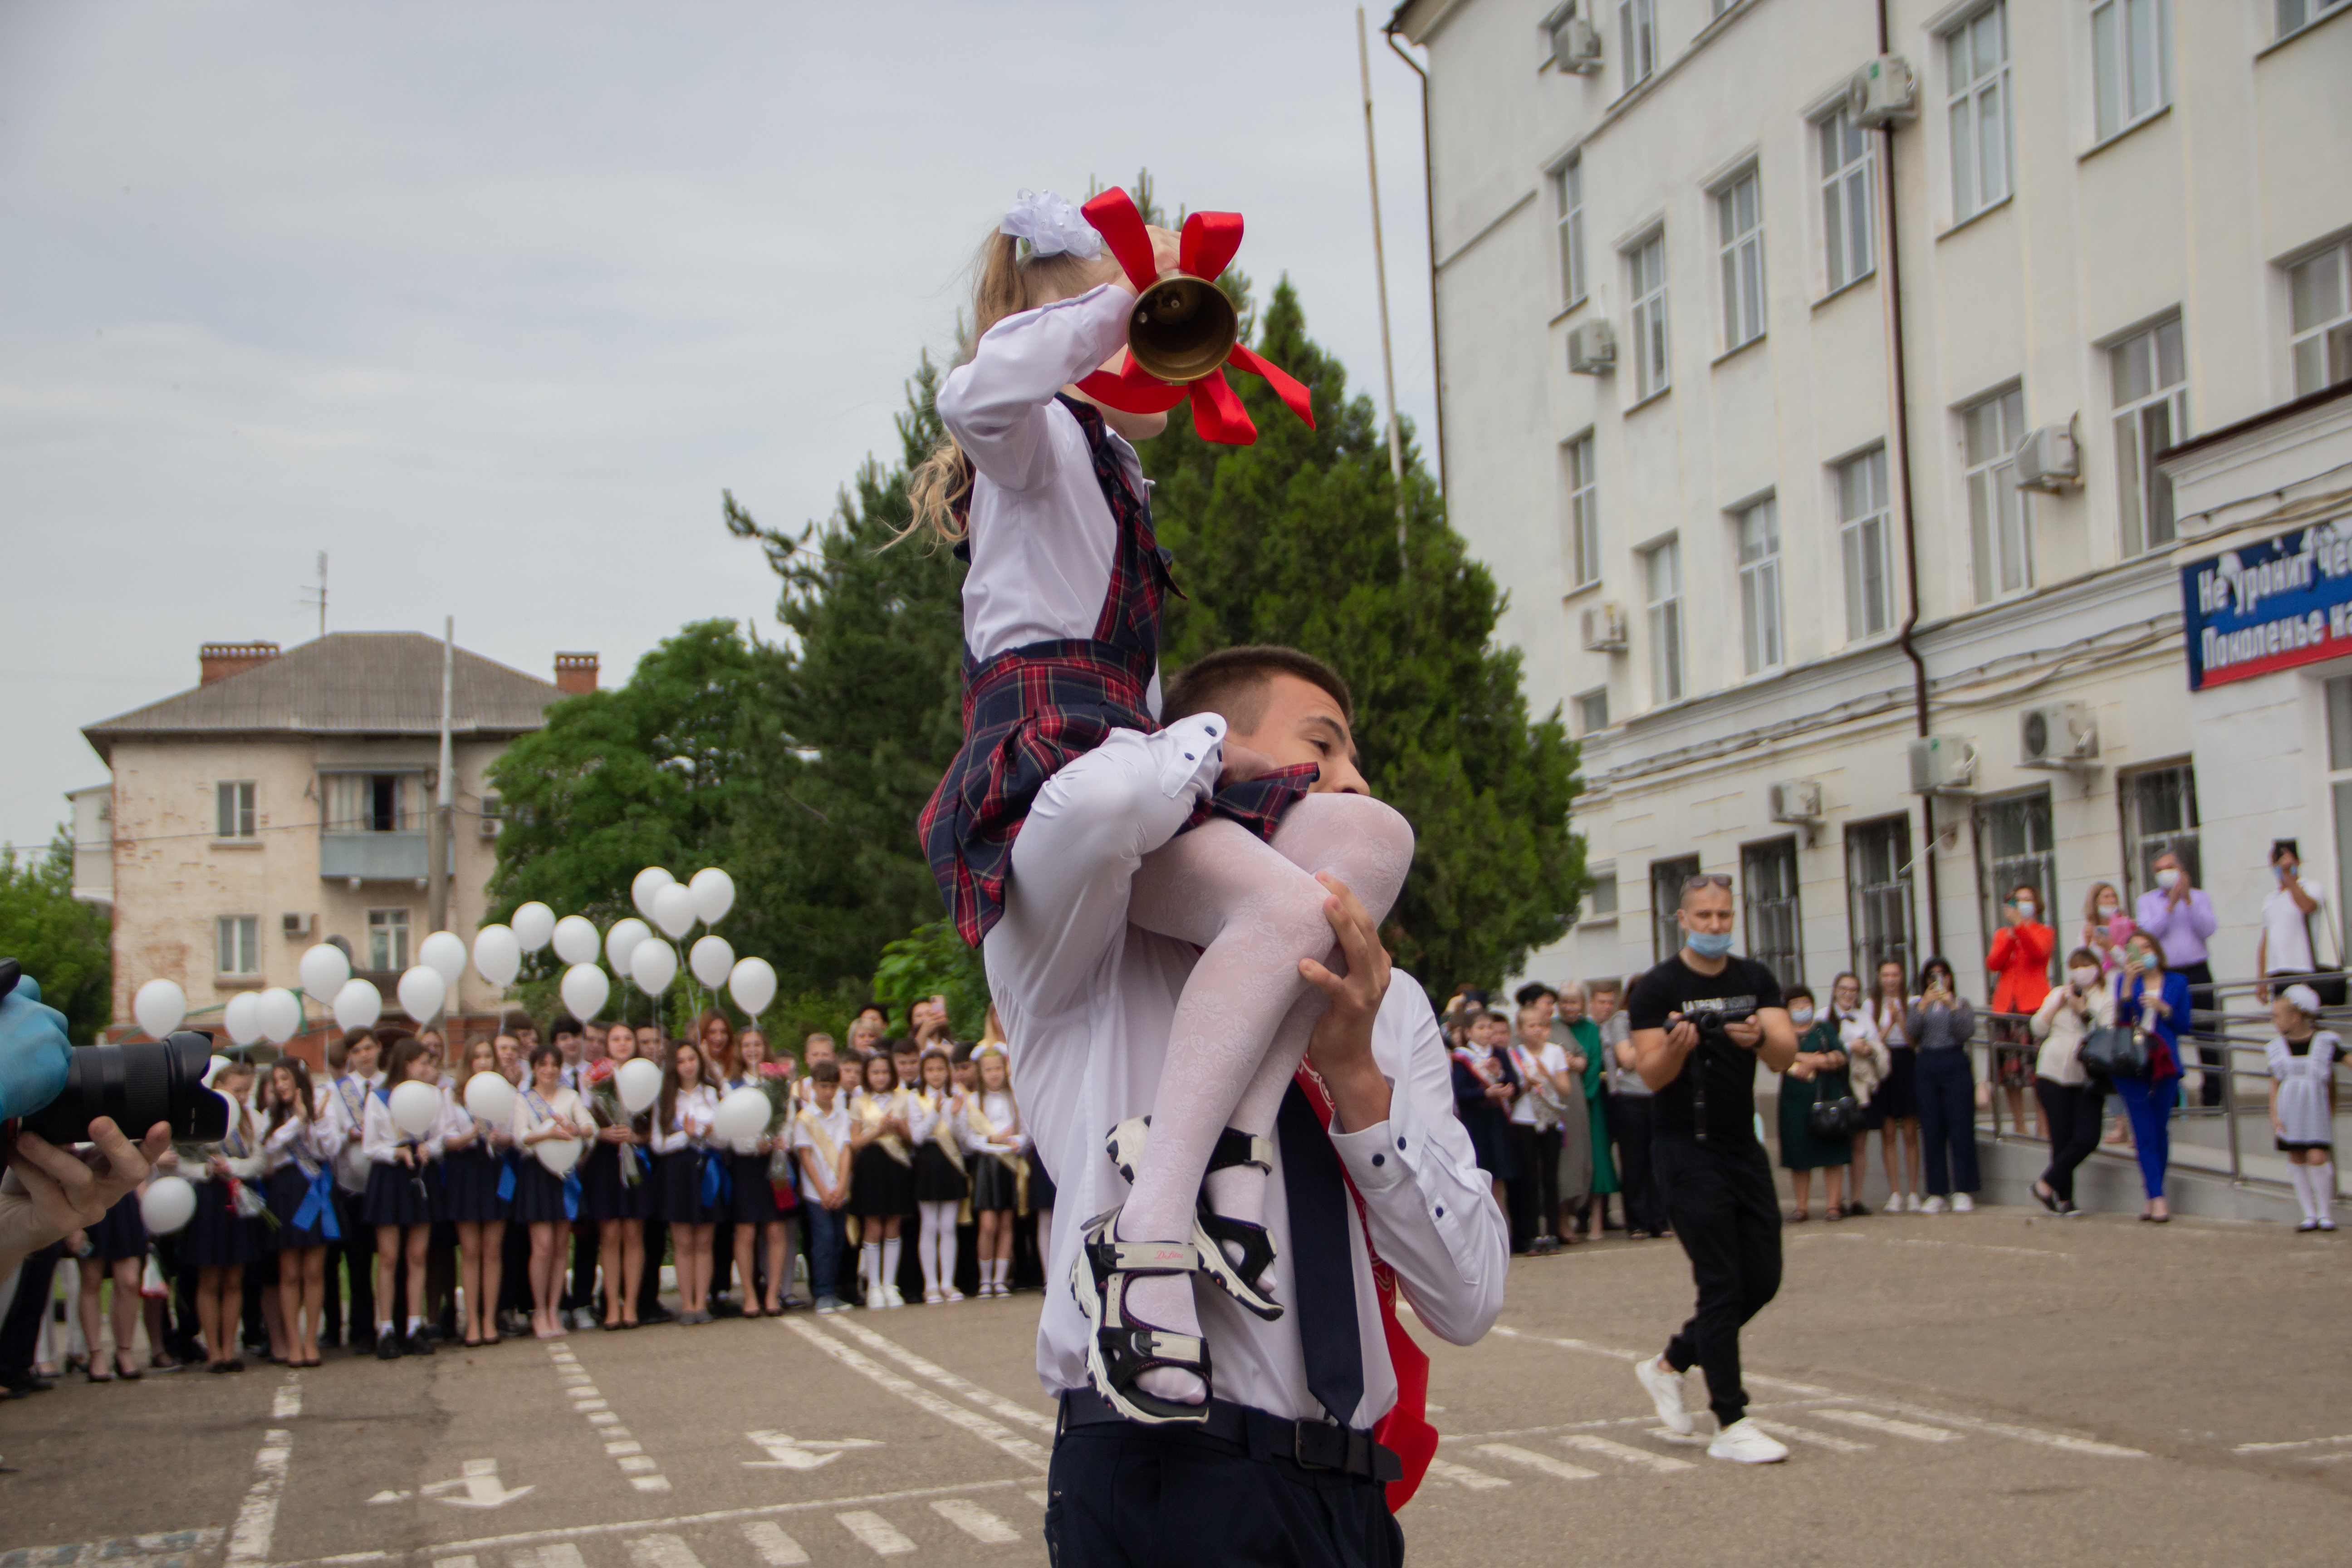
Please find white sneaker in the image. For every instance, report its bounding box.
[1952,1193,1975,1214]
[1903,1192,1923,1213]
[884,1284,906,1308]
[864,1286,885,1310]
[1708,1417,1789,1464]
[1633,1355,1694,1436]
[1921,1196,1948,1214]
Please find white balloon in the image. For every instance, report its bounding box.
[419,930,467,987]
[632,866,676,921]
[333,978,382,1032]
[397,965,447,1024]
[512,902,556,953]
[689,934,735,990]
[133,979,186,1040]
[651,882,698,941]
[472,924,521,988]
[605,917,652,974]
[713,1085,771,1144]
[257,987,303,1045]
[560,963,610,1022]
[630,938,678,995]
[728,956,777,1017]
[535,1132,583,1176]
[616,1056,663,1114]
[463,1071,516,1125]
[388,1079,441,1137]
[223,991,263,1047]
[689,867,736,927]
[551,915,601,967]
[298,943,351,999]
[140,1176,198,1237]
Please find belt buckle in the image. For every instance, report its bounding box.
[1292,1421,1343,1471]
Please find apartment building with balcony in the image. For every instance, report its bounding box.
[80,633,594,1031]
[1393,0,2352,997]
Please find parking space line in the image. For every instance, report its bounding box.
[548,1343,674,1493]
[512,1548,587,1568]
[739,1522,811,1565]
[225,1428,293,1568]
[1475,1444,1597,1482]
[1812,1409,1963,1444]
[2234,1432,2352,1454]
[781,1318,1049,1473]
[823,1317,1057,1433]
[1555,1433,1694,1473]
[1748,1419,1872,1453]
[1424,1458,1512,1491]
[273,1377,304,1418]
[428,1557,476,1568]
[622,1534,702,1568]
[835,1512,915,1556]
[931,1499,1021,1543]
[1849,1399,2146,1458]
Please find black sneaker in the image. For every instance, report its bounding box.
[375,1335,402,1361]
[405,1330,436,1357]
[0,1368,55,1394]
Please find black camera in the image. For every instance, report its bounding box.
[4,959,230,1146]
[1689,1007,1757,1044]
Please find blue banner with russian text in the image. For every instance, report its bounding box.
[2180,514,2352,691]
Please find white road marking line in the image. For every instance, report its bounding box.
[620,1457,661,1474]
[835,1512,916,1556]
[631,1478,673,1494]
[1488,1324,1640,1361]
[607,1442,644,1456]
[567,1387,603,1400]
[0,1529,225,1568]
[1862,1236,2071,1261]
[1749,1419,1872,1454]
[273,1377,303,1418]
[1812,1409,1962,1444]
[1026,1490,1051,1508]
[824,1317,1057,1433]
[224,1428,292,1568]
[572,1400,609,1411]
[514,1548,587,1568]
[1475,1444,1596,1481]
[623,1535,701,1568]
[931,1499,1020,1543]
[1556,1433,1694,1473]
[429,1558,476,1568]
[739,1522,811,1566]
[1424,1458,1512,1491]
[783,1317,1050,1473]
[2235,1432,2352,1454]
[546,1344,673,1492]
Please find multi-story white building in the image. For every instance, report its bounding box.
[1395,0,2352,999]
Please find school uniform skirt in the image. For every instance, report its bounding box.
[440,1146,510,1224]
[968,1152,1024,1214]
[653,1149,714,1225]
[360,1160,438,1230]
[1029,1156,1056,1211]
[850,1145,916,1219]
[579,1141,654,1222]
[509,1159,573,1225]
[266,1165,339,1249]
[726,1151,782,1223]
[182,1179,262,1267]
[87,1191,149,1261]
[1879,1047,1920,1120]
[912,1142,967,1204]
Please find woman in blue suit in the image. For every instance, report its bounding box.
[2113,931,2191,1222]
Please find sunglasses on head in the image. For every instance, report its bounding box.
[1682,874,1733,892]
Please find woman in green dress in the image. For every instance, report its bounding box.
[1562,986,1618,1240]
[1776,984,1852,1220]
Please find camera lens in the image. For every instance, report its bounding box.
[20,1032,229,1146]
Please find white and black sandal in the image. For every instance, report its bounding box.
[1071,1207,1214,1426]
[1104,1117,1283,1321]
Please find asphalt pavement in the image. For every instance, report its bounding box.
[3,1205,2347,1567]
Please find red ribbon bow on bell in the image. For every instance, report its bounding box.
[1073,188,1316,446]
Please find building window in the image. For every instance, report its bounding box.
[2290,239,2352,397]
[1565,434,1601,588]
[1838,447,1895,640]
[1555,158,1587,306]
[2119,762,2200,899]
[328,773,413,833]
[2092,0,2172,144]
[216,780,256,840]
[1651,854,1701,963]
[1944,3,2011,223]
[1643,537,1685,704]
[1717,170,1765,352]
[1963,386,2031,602]
[1742,838,1804,991]
[368,908,412,973]
[1972,790,2057,986]
[1845,814,1916,985]
[1618,0,1655,93]
[2111,317,2188,556]
[1576,687,1611,735]
[216,915,260,978]
[1628,232,1670,400]
[1735,497,1783,676]
[2278,0,2350,39]
[1583,872,1620,921]
[1819,107,1876,293]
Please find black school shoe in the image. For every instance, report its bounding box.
[405,1330,436,1357]
[376,1335,402,1361]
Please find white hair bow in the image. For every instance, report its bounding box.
[2283,983,2324,1017]
[1000,189,1102,260]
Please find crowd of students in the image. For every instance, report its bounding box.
[2,1000,1057,1385]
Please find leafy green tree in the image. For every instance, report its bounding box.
[871,920,991,1044]
[0,830,113,1044]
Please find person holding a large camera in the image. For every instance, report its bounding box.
[1624,874,1799,1465]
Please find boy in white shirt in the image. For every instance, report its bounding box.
[791,1062,854,1313]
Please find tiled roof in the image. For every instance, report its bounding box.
[84,632,568,759]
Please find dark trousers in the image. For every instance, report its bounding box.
[2177,960,2222,1106]
[0,1241,65,1374]
[1611,1095,1666,1234]
[500,1219,532,1317]
[1504,1124,1559,1250]
[1655,1133,1781,1428]
[712,1215,735,1302]
[1045,1420,1402,1568]
[1915,1048,1980,1197]
[328,1206,376,1344]
[803,1203,844,1302]
[2034,1078,2106,1205]
[150,1233,204,1361]
[639,1218,668,1316]
[565,1222,597,1313]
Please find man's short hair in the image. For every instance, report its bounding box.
[1164,645,1353,732]
[810,1059,840,1085]
[502,1008,538,1034]
[332,1027,375,1068]
[2274,838,2301,862]
[1514,982,1557,1008]
[550,1014,583,1040]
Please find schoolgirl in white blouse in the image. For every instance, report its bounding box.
[509,1044,592,1339]
[185,1059,266,1371]
[260,1058,337,1367]
[363,1035,449,1358]
[906,1049,968,1304]
[652,1040,719,1323]
[960,1048,1030,1299]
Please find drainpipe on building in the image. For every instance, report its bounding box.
[1383,15,1446,498]
[427,616,456,943]
[1878,0,1942,959]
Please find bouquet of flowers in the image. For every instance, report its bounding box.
[583,1059,642,1187]
[755,1062,797,1185]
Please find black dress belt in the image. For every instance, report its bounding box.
[1057,1389,1403,1482]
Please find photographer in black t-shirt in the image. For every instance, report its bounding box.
[1624,873,1798,1464]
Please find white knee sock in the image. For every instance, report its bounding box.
[860,1242,881,1295]
[937,1215,959,1291]
[916,1205,943,1293]
[992,1256,1009,1290]
[2290,1162,2319,1222]
[881,1237,902,1290]
[2316,1162,2337,1225]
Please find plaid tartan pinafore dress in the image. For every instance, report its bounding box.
[918,395,1316,947]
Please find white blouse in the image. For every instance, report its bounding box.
[261,1091,338,1174]
[652,1085,717,1155]
[960,1090,1028,1157]
[509,1083,589,1152]
[363,1087,449,1166]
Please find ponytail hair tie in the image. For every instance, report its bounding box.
[1000,189,1103,260]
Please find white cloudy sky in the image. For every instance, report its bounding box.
[0,0,1439,854]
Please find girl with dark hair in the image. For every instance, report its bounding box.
[908,1048,968,1303]
[2029,947,2115,1215]
[441,1036,512,1347]
[1906,957,1980,1213]
[581,1027,652,1329]
[849,1050,915,1308]
[509,1044,590,1338]
[361,1035,446,1357]
[723,1029,789,1317]
[184,1059,265,1372]
[2114,930,2188,1222]
[1871,960,1922,1211]
[261,1058,334,1366]
[961,1046,1027,1299]
[652,1040,719,1322]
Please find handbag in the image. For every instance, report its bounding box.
[1807,1092,1861,1138]
[2078,1024,2148,1082]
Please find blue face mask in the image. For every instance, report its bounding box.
[1686,929,1735,958]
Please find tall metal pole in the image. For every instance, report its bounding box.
[1357,5,1409,574]
[427,616,456,938]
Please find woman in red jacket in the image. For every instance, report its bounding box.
[1987,884,2055,1138]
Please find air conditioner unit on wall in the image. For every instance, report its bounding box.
[1907,735,1977,794]
[2019,702,2099,770]
[281,912,313,938]
[1848,54,1917,127]
[1580,602,1629,652]
[1568,318,1616,375]
[1769,780,1823,823]
[2015,421,2081,491]
[1550,15,1602,74]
